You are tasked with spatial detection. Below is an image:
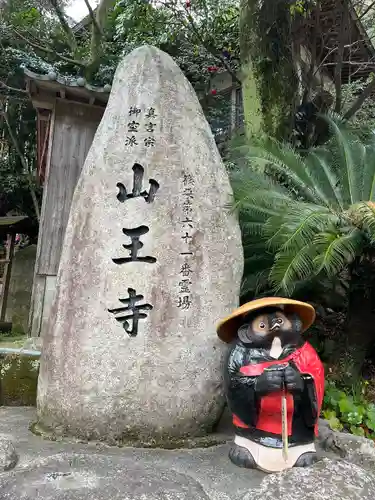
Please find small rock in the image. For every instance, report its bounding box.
[22,337,42,352]
[318,418,375,469]
[244,459,375,500]
[0,439,18,471]
[76,77,86,87]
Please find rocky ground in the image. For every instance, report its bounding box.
[1,407,375,499]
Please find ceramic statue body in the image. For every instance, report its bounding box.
[217,298,324,473]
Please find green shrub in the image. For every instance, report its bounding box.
[323,379,375,438]
[0,327,25,339]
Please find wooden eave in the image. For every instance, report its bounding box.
[24,68,110,108]
[0,216,30,237]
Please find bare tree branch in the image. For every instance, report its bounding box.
[323,60,375,66]
[13,29,86,67]
[0,81,27,94]
[334,3,347,112]
[344,77,375,120]
[0,107,40,221]
[357,0,375,20]
[47,0,77,52]
[313,39,366,77]
[83,0,104,38]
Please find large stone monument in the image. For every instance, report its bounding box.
[36,45,243,444]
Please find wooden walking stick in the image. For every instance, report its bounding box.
[281,370,288,462]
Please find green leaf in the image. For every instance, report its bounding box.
[365,408,375,431]
[326,415,343,431]
[243,139,321,204]
[350,425,365,437]
[323,409,337,420]
[338,397,356,414]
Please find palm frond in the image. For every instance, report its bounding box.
[322,115,365,205]
[305,150,343,210]
[361,138,375,202]
[241,269,271,297]
[241,251,275,297]
[313,229,365,276]
[264,202,338,252]
[242,238,271,252]
[230,167,292,220]
[228,116,375,299]
[353,202,375,243]
[238,139,321,204]
[240,221,266,237]
[269,244,318,296]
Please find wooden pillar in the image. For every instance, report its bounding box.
[0,233,16,321]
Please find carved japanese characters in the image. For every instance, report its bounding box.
[36,46,243,444]
[217,297,324,473]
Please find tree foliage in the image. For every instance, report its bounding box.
[0,0,239,223]
[2,0,375,225]
[230,117,375,300]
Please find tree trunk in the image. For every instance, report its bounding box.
[239,0,263,139]
[239,0,299,141]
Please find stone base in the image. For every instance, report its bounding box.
[1,408,375,500]
[30,418,228,449]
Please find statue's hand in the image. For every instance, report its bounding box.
[255,366,284,395]
[284,364,304,393]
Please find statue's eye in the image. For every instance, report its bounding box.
[259,322,266,329]
[277,318,284,325]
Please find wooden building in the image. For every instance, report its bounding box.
[25,70,110,337]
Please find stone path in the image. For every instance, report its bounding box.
[0,407,265,499]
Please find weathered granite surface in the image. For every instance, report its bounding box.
[0,437,18,471]
[317,417,375,470]
[0,408,264,500]
[37,45,243,444]
[245,459,375,500]
[1,408,375,500]
[0,454,213,500]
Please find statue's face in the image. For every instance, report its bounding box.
[237,306,303,351]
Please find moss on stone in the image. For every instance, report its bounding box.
[30,418,229,449]
[0,354,39,406]
[241,60,264,139]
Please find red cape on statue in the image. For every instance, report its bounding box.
[235,342,325,436]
